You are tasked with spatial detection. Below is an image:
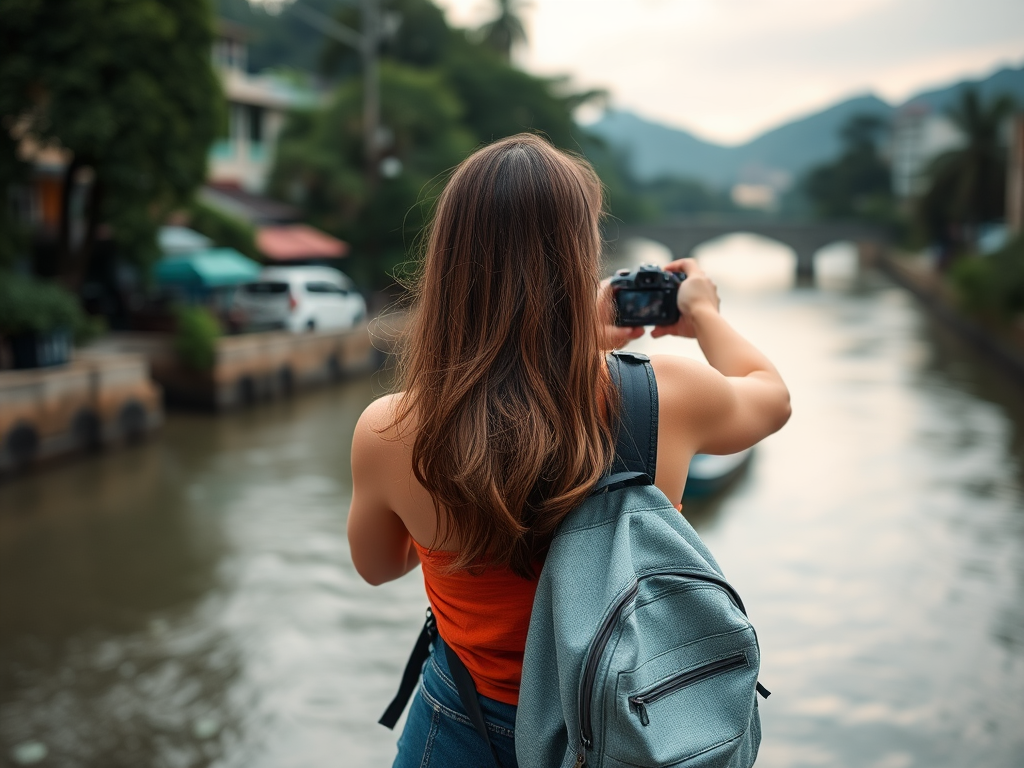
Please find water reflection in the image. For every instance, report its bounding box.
[1,234,1023,767]
[618,234,1024,767]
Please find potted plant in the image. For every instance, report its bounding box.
[0,273,88,369]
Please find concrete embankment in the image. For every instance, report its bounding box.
[0,351,162,474]
[877,251,1024,383]
[93,322,384,410]
[0,313,407,474]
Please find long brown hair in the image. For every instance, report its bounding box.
[390,133,617,578]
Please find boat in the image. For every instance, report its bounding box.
[683,449,754,499]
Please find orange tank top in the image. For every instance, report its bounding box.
[413,541,538,706]
[413,504,683,705]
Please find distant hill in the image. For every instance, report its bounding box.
[588,65,1024,189]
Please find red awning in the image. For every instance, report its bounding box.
[257,224,350,261]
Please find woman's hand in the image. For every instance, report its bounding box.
[650,259,720,339]
[597,278,645,350]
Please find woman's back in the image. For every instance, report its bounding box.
[346,134,790,767]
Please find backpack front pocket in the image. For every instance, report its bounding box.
[593,576,761,768]
[628,654,749,727]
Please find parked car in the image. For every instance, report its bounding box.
[233,267,367,333]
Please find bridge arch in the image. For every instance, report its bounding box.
[611,219,889,282]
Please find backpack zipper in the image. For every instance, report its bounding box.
[628,653,748,726]
[576,569,747,757]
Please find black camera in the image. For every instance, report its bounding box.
[610,264,685,327]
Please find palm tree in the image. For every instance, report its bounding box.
[920,87,1016,255]
[479,0,528,60]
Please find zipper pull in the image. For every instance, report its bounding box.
[631,699,650,726]
[573,751,586,768]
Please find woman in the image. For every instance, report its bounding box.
[347,134,791,767]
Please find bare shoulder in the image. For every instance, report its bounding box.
[352,392,414,467]
[356,392,404,435]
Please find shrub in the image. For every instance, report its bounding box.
[174,305,221,371]
[0,272,99,342]
[950,235,1024,321]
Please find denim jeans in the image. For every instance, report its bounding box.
[393,637,519,768]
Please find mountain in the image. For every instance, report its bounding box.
[588,65,1024,189]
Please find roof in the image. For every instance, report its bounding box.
[200,184,301,225]
[158,226,213,255]
[154,249,262,288]
[221,69,321,110]
[257,224,350,261]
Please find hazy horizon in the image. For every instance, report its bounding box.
[433,0,1024,144]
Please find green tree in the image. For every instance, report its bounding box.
[919,88,1016,252]
[478,0,529,61]
[269,0,616,290]
[318,0,455,77]
[0,0,222,287]
[802,113,894,221]
[270,61,476,288]
[316,0,587,149]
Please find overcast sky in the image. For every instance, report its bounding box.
[435,0,1024,145]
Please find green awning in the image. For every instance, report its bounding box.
[154,248,262,288]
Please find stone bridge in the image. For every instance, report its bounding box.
[609,219,890,280]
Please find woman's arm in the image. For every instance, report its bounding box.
[347,396,421,586]
[652,259,791,455]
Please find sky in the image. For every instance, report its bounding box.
[434,0,1024,145]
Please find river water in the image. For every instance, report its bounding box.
[1,235,1023,768]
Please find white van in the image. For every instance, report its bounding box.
[233,266,367,333]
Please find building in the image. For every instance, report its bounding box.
[208,21,318,194]
[890,102,964,199]
[203,23,350,267]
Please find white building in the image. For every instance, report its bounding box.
[208,21,318,193]
[890,102,964,199]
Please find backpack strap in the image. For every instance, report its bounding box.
[607,350,659,483]
[378,612,505,767]
[378,608,437,729]
[444,643,504,767]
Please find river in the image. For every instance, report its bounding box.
[1,235,1022,768]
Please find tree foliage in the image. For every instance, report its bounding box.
[478,0,529,61]
[269,0,605,290]
[188,199,259,261]
[919,88,1016,250]
[270,61,475,286]
[801,114,894,222]
[0,0,222,284]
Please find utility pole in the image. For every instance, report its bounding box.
[361,0,380,189]
[289,0,380,187]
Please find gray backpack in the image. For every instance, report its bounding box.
[515,350,768,768]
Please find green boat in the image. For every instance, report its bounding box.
[683,449,753,499]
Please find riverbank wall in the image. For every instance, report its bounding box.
[91,321,384,410]
[0,352,163,474]
[876,251,1024,384]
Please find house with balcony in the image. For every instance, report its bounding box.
[208,21,318,194]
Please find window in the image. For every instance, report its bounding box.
[305,282,348,295]
[243,282,288,295]
[249,106,264,144]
